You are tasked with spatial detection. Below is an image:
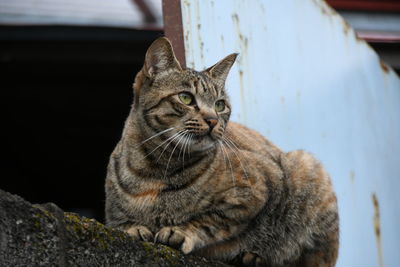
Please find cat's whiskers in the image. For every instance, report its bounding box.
[135,127,175,148]
[142,131,182,161]
[156,130,187,163]
[222,137,250,181]
[187,133,193,159]
[222,136,254,194]
[179,133,191,170]
[177,132,189,162]
[177,138,184,162]
[219,141,237,196]
[163,131,188,180]
[218,141,229,175]
[224,134,251,170]
[182,134,190,168]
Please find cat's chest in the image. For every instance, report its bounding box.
[130,186,214,227]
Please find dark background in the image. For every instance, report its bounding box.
[1,26,162,222]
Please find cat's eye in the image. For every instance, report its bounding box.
[215,100,226,112]
[179,92,194,105]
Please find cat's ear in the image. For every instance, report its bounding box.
[205,53,238,82]
[143,37,182,78]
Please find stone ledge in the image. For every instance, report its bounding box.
[0,189,228,266]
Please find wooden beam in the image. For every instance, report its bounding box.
[327,0,400,12]
[357,30,400,43]
[162,0,186,68]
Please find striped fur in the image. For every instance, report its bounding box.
[105,37,339,266]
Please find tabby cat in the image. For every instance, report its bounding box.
[105,37,339,266]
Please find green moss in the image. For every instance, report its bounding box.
[64,213,84,237]
[32,208,54,230]
[142,242,180,266]
[64,212,128,251]
[142,241,155,255]
[34,220,41,229]
[32,208,182,264]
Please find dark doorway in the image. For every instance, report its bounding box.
[1,26,162,222]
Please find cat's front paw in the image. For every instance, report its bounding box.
[125,225,154,242]
[154,226,200,254]
[242,252,267,267]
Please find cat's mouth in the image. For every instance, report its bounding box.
[190,129,214,139]
[189,135,216,152]
[190,131,218,147]
[191,133,208,142]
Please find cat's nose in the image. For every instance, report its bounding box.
[205,117,218,129]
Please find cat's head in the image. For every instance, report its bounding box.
[132,37,237,153]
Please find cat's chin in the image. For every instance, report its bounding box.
[189,135,217,153]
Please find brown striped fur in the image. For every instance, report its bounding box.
[105,37,339,266]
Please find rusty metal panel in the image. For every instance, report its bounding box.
[180,0,400,266]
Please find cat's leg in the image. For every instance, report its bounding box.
[240,252,268,267]
[193,238,241,262]
[296,231,339,267]
[105,177,154,242]
[124,225,154,242]
[106,206,154,242]
[106,206,155,242]
[296,249,337,267]
[154,177,265,254]
[154,214,247,254]
[154,226,269,266]
[106,199,154,241]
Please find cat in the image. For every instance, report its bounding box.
[105,37,339,267]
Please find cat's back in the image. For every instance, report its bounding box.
[226,121,336,225]
[225,121,282,159]
[226,123,338,265]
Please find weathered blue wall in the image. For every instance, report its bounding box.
[181,0,400,266]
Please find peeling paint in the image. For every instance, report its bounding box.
[238,70,246,122]
[232,14,249,47]
[349,170,355,183]
[354,31,365,43]
[313,0,338,17]
[372,193,384,267]
[232,13,249,124]
[181,0,195,69]
[349,171,357,208]
[342,19,351,35]
[195,0,204,67]
[220,35,225,49]
[296,90,301,103]
[380,60,390,74]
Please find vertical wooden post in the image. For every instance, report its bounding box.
[162,0,186,68]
